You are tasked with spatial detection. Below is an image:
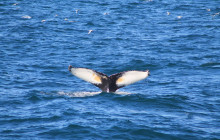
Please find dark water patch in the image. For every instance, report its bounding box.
[112,93,190,112]
[24,90,68,103]
[200,62,220,68]
[0,94,25,107]
[130,128,180,140]
[38,124,96,139]
[27,93,42,102]
[1,115,61,125]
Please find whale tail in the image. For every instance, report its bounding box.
[68,65,150,92]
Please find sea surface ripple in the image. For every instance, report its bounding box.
[0,0,220,139]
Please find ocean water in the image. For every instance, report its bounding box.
[0,0,220,139]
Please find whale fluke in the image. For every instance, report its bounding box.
[68,65,150,92]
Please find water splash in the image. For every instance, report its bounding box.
[58,91,101,97]
[114,91,134,95]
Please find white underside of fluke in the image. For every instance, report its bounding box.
[116,71,149,87]
[70,68,102,84]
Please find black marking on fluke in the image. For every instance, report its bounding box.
[68,65,150,92]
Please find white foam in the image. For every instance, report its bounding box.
[114,91,134,95]
[22,15,32,19]
[58,91,100,97]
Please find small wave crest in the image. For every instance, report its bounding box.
[58,91,101,97]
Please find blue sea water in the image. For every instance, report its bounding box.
[0,0,220,139]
